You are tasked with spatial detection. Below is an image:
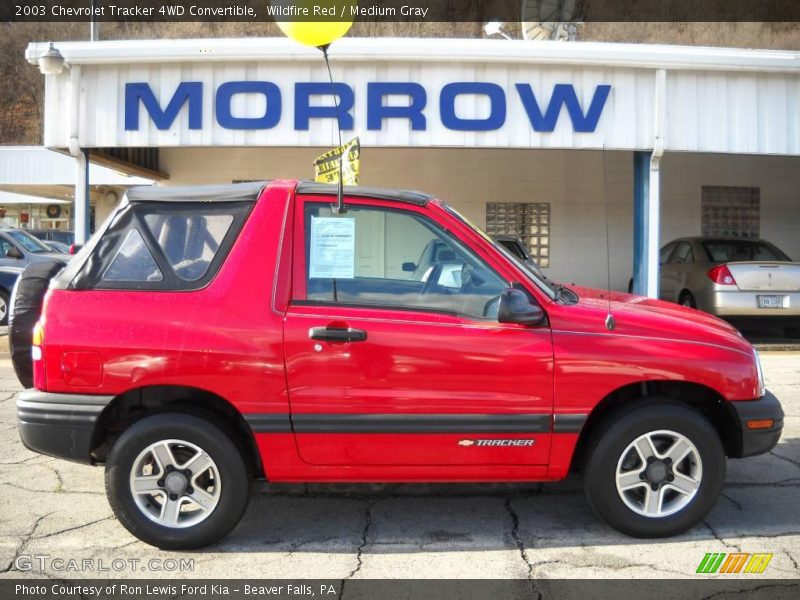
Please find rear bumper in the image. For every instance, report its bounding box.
[730,390,784,458]
[16,389,113,464]
[700,290,800,318]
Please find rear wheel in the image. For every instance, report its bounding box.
[583,402,725,538]
[105,412,251,549]
[679,291,696,308]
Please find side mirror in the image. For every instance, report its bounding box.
[402,262,416,272]
[498,287,546,326]
[5,246,23,259]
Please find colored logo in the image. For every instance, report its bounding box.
[696,553,773,574]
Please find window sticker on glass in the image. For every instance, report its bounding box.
[309,216,355,279]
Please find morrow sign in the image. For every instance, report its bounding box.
[124,81,612,133]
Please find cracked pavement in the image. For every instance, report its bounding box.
[0,354,798,580]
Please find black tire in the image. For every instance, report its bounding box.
[9,260,66,388]
[627,279,634,294]
[0,288,9,327]
[678,290,697,309]
[583,401,725,538]
[105,412,252,549]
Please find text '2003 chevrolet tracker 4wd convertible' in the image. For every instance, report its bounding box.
[15,180,783,549]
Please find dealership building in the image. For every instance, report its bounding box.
[24,37,800,294]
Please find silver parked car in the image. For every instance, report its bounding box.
[656,237,800,335]
[0,228,65,269]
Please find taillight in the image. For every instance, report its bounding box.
[32,320,45,390]
[708,264,737,286]
[32,320,44,347]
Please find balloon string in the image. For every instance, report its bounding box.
[321,45,344,184]
[320,44,345,212]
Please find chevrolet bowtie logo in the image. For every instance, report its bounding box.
[458,440,476,446]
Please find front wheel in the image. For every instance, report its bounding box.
[583,402,725,538]
[105,412,251,549]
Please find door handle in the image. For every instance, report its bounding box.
[309,326,368,343]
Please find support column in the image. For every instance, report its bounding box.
[646,154,661,298]
[634,68,666,299]
[632,151,650,296]
[73,150,89,244]
[632,151,662,298]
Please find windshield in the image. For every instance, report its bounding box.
[701,240,791,263]
[7,230,51,253]
[496,239,528,261]
[441,203,557,300]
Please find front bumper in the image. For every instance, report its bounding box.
[17,389,114,464]
[730,390,784,458]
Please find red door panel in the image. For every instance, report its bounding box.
[284,306,554,466]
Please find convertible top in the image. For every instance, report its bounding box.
[126,181,268,203]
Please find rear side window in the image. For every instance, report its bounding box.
[143,214,234,281]
[103,230,163,282]
[71,201,252,291]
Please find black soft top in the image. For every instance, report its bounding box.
[126,181,268,203]
[296,181,432,206]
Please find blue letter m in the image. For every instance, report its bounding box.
[125,82,203,131]
[516,83,611,133]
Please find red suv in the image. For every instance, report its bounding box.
[16,180,783,549]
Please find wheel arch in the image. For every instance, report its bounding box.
[90,385,263,478]
[569,379,741,473]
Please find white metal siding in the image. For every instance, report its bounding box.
[34,38,800,156]
[44,61,656,151]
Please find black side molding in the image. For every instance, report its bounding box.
[291,413,551,434]
[243,413,293,433]
[552,414,588,434]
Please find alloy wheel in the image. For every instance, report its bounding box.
[615,429,702,518]
[129,439,221,528]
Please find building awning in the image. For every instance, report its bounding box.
[0,146,154,202]
[0,191,70,205]
[24,37,800,156]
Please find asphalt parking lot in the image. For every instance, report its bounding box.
[0,354,797,581]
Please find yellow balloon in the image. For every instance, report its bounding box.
[274,1,355,48]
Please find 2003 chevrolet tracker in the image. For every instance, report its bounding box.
[16,180,783,548]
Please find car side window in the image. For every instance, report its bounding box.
[659,244,675,265]
[303,203,508,320]
[0,239,12,257]
[671,242,694,264]
[103,229,164,282]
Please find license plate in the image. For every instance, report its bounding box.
[757,295,789,309]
